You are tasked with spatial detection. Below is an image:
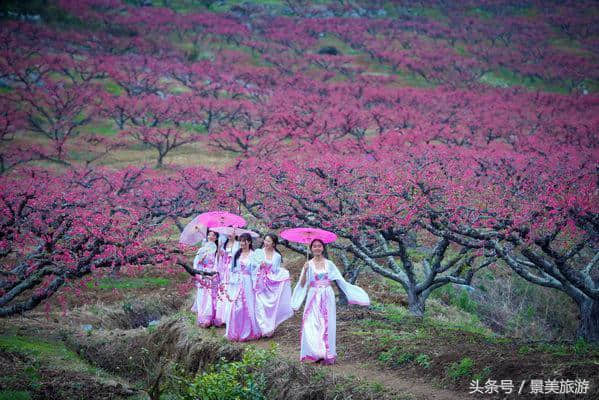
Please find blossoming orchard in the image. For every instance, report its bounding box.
[0,0,598,398]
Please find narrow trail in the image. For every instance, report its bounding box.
[210,311,465,400]
[252,337,464,400]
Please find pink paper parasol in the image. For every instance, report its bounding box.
[196,211,246,229]
[210,226,259,238]
[280,227,337,261]
[179,221,207,245]
[280,227,337,244]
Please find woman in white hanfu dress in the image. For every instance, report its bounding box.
[253,233,293,337]
[215,232,239,326]
[291,238,370,364]
[191,230,225,327]
[225,233,261,341]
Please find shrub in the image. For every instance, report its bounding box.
[177,347,274,400]
[377,347,415,366]
[415,353,431,368]
[447,357,474,381]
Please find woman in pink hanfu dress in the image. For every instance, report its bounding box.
[191,230,225,327]
[215,232,239,326]
[253,234,293,337]
[225,233,261,341]
[291,239,370,365]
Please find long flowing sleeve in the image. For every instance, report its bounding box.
[218,234,227,248]
[268,252,289,282]
[227,255,240,299]
[193,240,209,270]
[216,235,226,262]
[193,252,201,270]
[252,248,265,266]
[248,250,260,283]
[252,249,264,290]
[228,255,239,284]
[291,265,310,310]
[271,252,281,273]
[328,261,370,306]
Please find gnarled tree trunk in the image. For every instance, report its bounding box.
[577,297,599,343]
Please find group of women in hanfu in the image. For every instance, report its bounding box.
[187,219,370,365]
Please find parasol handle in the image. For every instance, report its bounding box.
[306,243,309,263]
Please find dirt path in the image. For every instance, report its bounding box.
[209,311,465,400]
[252,335,464,400]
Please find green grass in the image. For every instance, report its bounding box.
[471,366,492,382]
[179,121,209,134]
[378,347,432,369]
[0,391,31,400]
[407,7,446,20]
[0,358,41,392]
[359,318,392,330]
[467,7,494,19]
[427,314,494,339]
[362,301,493,347]
[447,357,474,380]
[376,302,409,324]
[84,120,119,137]
[378,347,415,366]
[358,56,435,88]
[468,4,536,18]
[415,353,431,368]
[480,68,569,93]
[517,338,599,357]
[431,285,478,314]
[0,332,131,396]
[454,42,469,56]
[0,334,108,377]
[0,335,79,361]
[103,79,124,95]
[0,0,83,27]
[86,276,171,290]
[210,0,283,13]
[550,38,593,56]
[315,34,362,56]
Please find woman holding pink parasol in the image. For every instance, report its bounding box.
[190,229,225,327]
[225,232,261,341]
[183,211,247,329]
[285,228,370,365]
[214,229,239,327]
[253,233,293,337]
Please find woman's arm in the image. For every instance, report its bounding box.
[291,262,310,310]
[193,250,207,271]
[178,261,216,277]
[299,262,308,287]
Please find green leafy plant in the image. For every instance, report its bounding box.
[447,357,474,381]
[378,347,415,366]
[415,353,431,368]
[175,347,274,400]
[472,366,492,382]
[573,338,590,355]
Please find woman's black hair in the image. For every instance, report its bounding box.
[309,238,329,259]
[262,233,282,262]
[233,233,253,269]
[223,235,237,252]
[207,229,220,256]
